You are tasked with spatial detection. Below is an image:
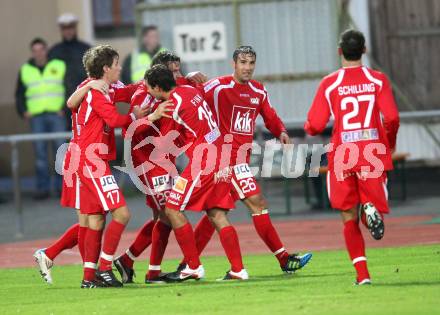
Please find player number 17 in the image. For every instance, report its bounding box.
[341,94,375,130]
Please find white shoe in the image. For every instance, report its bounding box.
[179,265,205,281]
[356,278,372,285]
[217,269,249,281]
[33,249,53,284]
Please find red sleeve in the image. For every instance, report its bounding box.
[114,82,141,103]
[91,91,133,128]
[259,88,287,138]
[377,74,400,149]
[304,80,331,136]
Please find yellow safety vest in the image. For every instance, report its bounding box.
[130,47,167,83]
[20,59,66,115]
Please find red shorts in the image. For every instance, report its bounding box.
[78,161,126,215]
[60,147,80,209]
[327,170,389,213]
[230,163,261,201]
[166,166,234,212]
[137,168,174,213]
[60,172,80,209]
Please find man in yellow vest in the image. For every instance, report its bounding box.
[121,25,167,83]
[15,38,67,200]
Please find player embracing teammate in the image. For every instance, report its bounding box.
[305,29,400,285]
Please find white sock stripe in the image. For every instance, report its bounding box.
[126,249,136,261]
[352,256,367,265]
[251,209,269,217]
[100,252,113,262]
[84,262,97,269]
[273,247,286,256]
[149,264,161,271]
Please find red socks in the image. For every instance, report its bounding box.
[45,223,79,261]
[194,214,215,254]
[78,226,87,262]
[173,223,201,269]
[83,228,102,281]
[180,214,215,265]
[219,226,244,273]
[344,219,370,282]
[252,212,289,266]
[99,220,126,271]
[147,220,172,279]
[120,219,155,269]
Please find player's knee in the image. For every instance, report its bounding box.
[88,214,105,230]
[207,209,230,231]
[112,206,131,225]
[247,195,267,214]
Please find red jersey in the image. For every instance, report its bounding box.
[304,66,400,172]
[124,77,195,167]
[75,80,138,161]
[202,75,286,163]
[156,85,221,162]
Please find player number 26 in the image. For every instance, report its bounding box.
[240,178,256,194]
[341,94,375,130]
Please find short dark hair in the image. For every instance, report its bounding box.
[83,45,119,79]
[151,50,180,67]
[30,37,47,48]
[142,25,158,36]
[145,64,176,92]
[339,29,365,61]
[233,45,257,62]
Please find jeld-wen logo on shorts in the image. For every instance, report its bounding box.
[234,163,253,180]
[152,174,173,193]
[230,106,255,135]
[100,175,119,192]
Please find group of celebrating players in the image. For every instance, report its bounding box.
[33,28,399,288]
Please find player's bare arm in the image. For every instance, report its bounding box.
[146,99,174,121]
[66,80,108,109]
[186,71,208,84]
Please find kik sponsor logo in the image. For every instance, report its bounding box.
[100,175,119,192]
[231,106,255,135]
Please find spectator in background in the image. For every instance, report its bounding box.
[49,13,91,129]
[15,38,67,200]
[122,25,167,83]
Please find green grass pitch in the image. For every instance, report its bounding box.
[1,245,439,315]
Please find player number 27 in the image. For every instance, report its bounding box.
[341,94,375,130]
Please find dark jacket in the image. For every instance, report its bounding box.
[48,37,91,99]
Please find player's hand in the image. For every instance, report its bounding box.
[186,71,208,84]
[87,79,109,95]
[279,131,291,145]
[148,100,174,121]
[132,105,151,119]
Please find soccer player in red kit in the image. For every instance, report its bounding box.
[113,51,209,283]
[144,64,248,281]
[32,78,126,285]
[71,45,164,288]
[168,46,312,279]
[304,30,400,285]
